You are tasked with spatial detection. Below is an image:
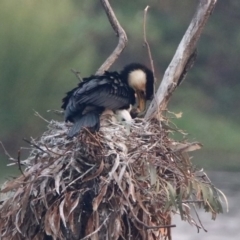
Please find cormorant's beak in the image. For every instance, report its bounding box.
[136,91,146,113]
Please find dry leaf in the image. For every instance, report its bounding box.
[170,141,203,153]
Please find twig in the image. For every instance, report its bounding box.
[33,109,49,123]
[126,213,131,240]
[17,149,25,177]
[43,144,65,156]
[22,138,50,155]
[34,153,39,164]
[129,197,176,229]
[71,68,83,82]
[0,141,14,160]
[96,0,128,75]
[142,6,159,120]
[182,200,204,204]
[143,6,155,80]
[79,213,110,240]
[193,204,208,232]
[83,128,103,149]
[47,109,64,116]
[145,0,218,119]
[62,164,96,192]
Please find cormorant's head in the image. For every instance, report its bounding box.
[121,63,154,113]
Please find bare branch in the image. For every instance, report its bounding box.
[145,0,218,119]
[96,0,128,75]
[143,6,155,80]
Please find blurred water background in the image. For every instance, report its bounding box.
[0,1,239,239]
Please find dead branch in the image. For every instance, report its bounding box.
[145,0,218,119]
[96,0,128,75]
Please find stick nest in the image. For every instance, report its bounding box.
[0,115,225,240]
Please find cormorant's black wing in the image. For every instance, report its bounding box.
[67,111,101,138]
[74,72,134,108]
[62,72,135,121]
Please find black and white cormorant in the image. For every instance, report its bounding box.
[62,63,154,137]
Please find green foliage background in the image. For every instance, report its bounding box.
[0,0,239,180]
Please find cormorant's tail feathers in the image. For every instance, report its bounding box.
[67,112,100,138]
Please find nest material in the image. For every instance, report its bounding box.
[0,113,225,240]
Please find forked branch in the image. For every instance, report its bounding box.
[96,0,128,75]
[145,0,218,119]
